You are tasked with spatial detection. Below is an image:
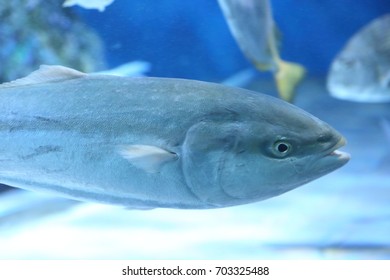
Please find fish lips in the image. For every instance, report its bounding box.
[314,136,350,174]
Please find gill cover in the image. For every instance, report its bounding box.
[181,121,265,207]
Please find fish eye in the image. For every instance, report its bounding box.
[272,141,292,157]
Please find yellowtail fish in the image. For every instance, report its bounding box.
[0,65,349,209]
[217,0,306,102]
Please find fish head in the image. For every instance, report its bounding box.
[181,98,350,207]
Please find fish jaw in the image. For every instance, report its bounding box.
[310,136,350,177]
[326,137,350,162]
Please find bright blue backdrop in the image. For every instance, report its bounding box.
[74,0,390,81]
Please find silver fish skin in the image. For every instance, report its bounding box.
[0,65,349,209]
[327,14,390,103]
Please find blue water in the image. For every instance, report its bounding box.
[75,0,390,79]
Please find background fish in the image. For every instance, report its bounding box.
[327,14,390,103]
[95,61,151,77]
[0,65,348,209]
[217,0,306,102]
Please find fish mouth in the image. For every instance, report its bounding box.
[307,136,350,177]
[326,137,350,164]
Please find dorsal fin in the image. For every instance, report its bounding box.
[0,65,86,89]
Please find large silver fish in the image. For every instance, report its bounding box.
[0,65,349,209]
[217,0,306,102]
[327,14,390,103]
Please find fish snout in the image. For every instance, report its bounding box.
[311,133,350,176]
[324,136,351,164]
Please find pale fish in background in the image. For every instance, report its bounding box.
[327,14,390,103]
[0,65,349,209]
[63,0,114,12]
[217,0,306,102]
[221,68,258,87]
[95,61,151,77]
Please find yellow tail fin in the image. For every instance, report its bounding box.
[274,60,306,102]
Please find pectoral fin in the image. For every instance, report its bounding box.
[274,60,306,102]
[118,145,178,173]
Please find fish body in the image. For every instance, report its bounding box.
[62,0,114,12]
[218,0,275,70]
[327,14,390,103]
[0,66,349,209]
[217,0,306,102]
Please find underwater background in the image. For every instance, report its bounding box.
[0,0,390,259]
[75,0,390,79]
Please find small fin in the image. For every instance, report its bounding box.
[0,65,86,89]
[274,60,306,102]
[118,145,177,173]
[222,68,257,87]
